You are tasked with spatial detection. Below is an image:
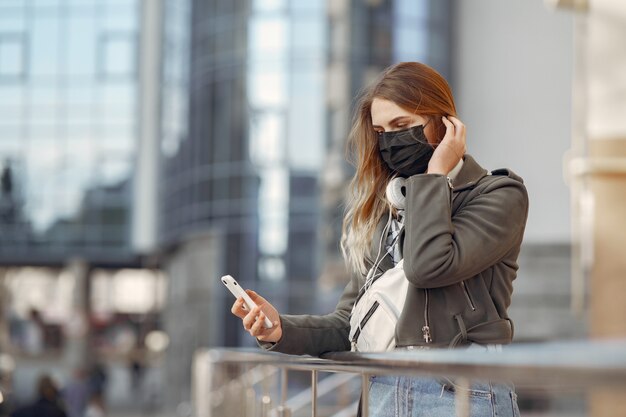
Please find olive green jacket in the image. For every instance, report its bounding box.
[261,154,529,355]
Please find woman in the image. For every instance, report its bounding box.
[231,61,528,417]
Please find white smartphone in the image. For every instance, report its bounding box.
[221,275,273,329]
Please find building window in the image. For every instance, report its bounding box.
[0,33,25,80]
[98,33,136,81]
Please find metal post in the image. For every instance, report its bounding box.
[311,370,318,417]
[282,368,288,407]
[260,365,272,417]
[454,377,470,417]
[275,368,292,417]
[361,373,370,417]
[276,404,292,417]
[261,394,271,417]
[246,387,256,417]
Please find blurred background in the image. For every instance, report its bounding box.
[0,0,623,416]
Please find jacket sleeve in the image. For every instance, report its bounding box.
[258,272,359,356]
[402,173,528,288]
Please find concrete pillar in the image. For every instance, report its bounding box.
[0,268,10,351]
[586,1,626,416]
[554,0,626,415]
[132,0,163,254]
[551,0,626,415]
[588,142,626,338]
[163,232,222,412]
[588,140,626,417]
[63,259,90,371]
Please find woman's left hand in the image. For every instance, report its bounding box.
[427,116,467,175]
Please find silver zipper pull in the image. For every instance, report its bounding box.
[422,325,432,343]
[446,176,454,189]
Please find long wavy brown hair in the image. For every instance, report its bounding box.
[341,62,458,275]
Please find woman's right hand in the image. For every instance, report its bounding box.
[231,290,283,343]
[427,115,466,175]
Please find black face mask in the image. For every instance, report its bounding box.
[378,123,434,177]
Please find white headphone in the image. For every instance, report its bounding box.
[385,177,407,210]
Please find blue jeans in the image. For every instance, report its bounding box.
[368,375,521,417]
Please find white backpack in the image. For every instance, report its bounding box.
[348,259,409,352]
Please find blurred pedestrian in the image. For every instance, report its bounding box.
[1,159,13,197]
[11,374,67,417]
[87,362,107,398]
[84,393,105,417]
[23,309,44,355]
[129,348,144,393]
[62,369,89,417]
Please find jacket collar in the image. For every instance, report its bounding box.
[364,154,488,271]
[450,154,489,192]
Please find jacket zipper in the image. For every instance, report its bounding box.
[461,281,476,311]
[422,289,432,343]
[351,301,380,346]
[419,178,454,345]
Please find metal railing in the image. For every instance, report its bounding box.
[193,338,626,417]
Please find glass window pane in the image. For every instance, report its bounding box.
[67,0,97,6]
[30,86,59,107]
[249,16,288,58]
[253,0,286,12]
[0,35,24,77]
[65,123,93,141]
[393,26,428,62]
[0,1,26,11]
[103,101,133,124]
[0,138,21,157]
[98,154,131,185]
[104,2,138,32]
[29,123,59,141]
[65,139,97,177]
[394,0,429,20]
[292,17,324,52]
[0,125,22,141]
[65,119,93,135]
[101,124,133,153]
[101,35,135,78]
[0,14,25,32]
[0,106,22,124]
[258,256,285,281]
[249,112,284,165]
[248,70,286,107]
[24,140,65,231]
[66,85,95,105]
[33,0,61,7]
[66,104,94,124]
[100,83,134,106]
[0,85,23,106]
[288,70,324,171]
[66,16,97,77]
[30,16,60,77]
[29,105,59,126]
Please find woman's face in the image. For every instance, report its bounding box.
[370,97,437,145]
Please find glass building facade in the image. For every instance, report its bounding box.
[158,0,451,407]
[159,0,451,343]
[0,2,169,409]
[0,0,140,265]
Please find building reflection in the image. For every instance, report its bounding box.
[0,0,455,414]
[156,0,452,409]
